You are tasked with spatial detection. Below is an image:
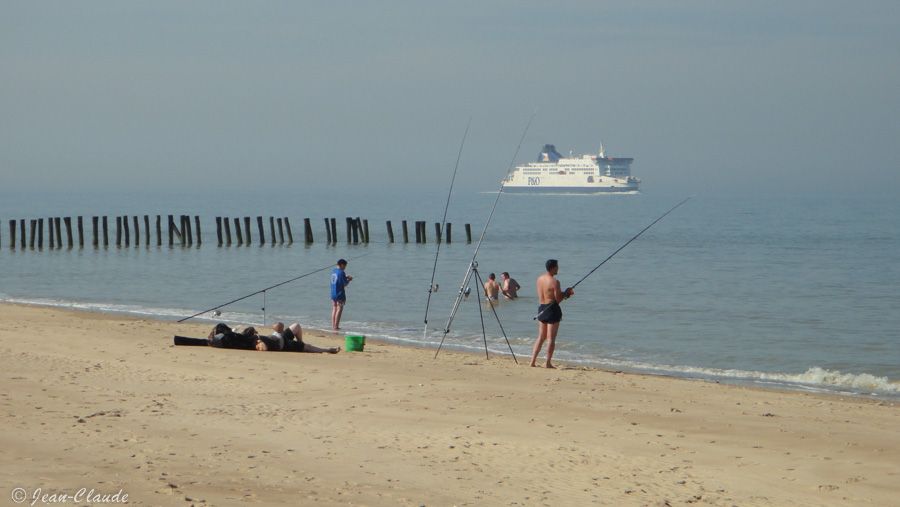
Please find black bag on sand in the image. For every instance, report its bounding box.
[174,336,209,346]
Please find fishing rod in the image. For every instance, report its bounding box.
[434,110,537,359]
[423,118,471,340]
[178,252,369,323]
[534,194,696,321]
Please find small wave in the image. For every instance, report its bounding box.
[761,366,899,393]
[674,365,900,394]
[598,360,900,396]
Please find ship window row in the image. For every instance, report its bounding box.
[522,169,597,174]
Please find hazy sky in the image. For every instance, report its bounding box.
[3,1,899,196]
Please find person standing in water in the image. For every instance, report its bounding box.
[530,259,573,368]
[330,259,353,330]
[501,272,521,299]
[483,273,501,301]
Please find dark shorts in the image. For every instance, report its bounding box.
[537,302,562,324]
[282,328,306,352]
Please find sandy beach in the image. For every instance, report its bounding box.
[1,302,897,506]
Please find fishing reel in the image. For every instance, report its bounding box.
[463,287,471,300]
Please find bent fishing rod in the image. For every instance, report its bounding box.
[434,110,537,359]
[423,118,471,339]
[178,252,369,322]
[534,194,696,321]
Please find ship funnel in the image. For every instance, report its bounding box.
[598,141,605,158]
[538,144,563,163]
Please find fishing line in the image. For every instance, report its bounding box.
[423,118,471,340]
[534,194,696,321]
[434,110,537,359]
[178,252,370,322]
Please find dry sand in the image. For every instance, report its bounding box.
[1,302,897,506]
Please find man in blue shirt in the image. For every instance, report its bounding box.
[330,259,353,330]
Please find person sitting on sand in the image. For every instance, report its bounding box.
[255,322,340,354]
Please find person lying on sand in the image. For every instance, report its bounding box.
[207,323,259,350]
[255,322,340,354]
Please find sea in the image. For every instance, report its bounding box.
[1,188,898,400]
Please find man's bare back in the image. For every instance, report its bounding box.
[483,273,501,300]
[537,272,564,304]
[484,279,501,300]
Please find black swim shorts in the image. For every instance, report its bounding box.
[282,328,306,352]
[537,302,562,324]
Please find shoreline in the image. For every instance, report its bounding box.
[2,302,898,505]
[5,297,898,401]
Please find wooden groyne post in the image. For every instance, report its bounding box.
[234,217,244,245]
[64,217,73,247]
[304,218,313,243]
[284,217,294,243]
[223,217,232,244]
[257,216,265,245]
[54,218,62,247]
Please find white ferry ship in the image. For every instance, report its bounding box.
[502,143,640,193]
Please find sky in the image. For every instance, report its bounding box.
[3,1,899,197]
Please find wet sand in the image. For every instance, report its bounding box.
[1,302,897,505]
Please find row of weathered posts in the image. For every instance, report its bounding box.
[4,216,472,249]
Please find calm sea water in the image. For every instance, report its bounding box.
[1,188,898,398]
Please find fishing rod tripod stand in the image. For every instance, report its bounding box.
[434,261,518,363]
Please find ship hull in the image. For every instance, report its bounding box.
[502,184,638,194]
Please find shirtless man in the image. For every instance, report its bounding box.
[530,259,574,368]
[500,272,521,299]
[483,273,501,301]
